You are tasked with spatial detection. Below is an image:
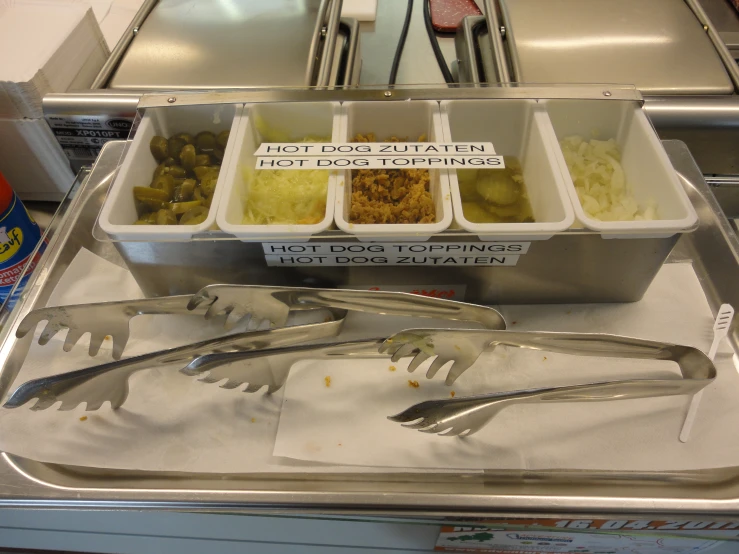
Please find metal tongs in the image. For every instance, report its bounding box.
[166,328,716,437]
[383,329,716,436]
[15,284,506,359]
[5,289,506,410]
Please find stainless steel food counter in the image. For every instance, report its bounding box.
[3,2,737,550]
[1,132,738,517]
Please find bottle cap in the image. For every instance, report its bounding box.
[0,171,13,214]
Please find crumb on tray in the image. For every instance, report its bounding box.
[389,365,397,372]
[324,376,331,388]
[450,391,455,398]
[408,379,420,388]
[79,416,87,422]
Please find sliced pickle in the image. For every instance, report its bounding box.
[167,136,187,159]
[173,132,195,145]
[180,144,197,171]
[174,179,196,202]
[149,136,169,162]
[151,174,175,199]
[196,131,216,152]
[156,208,178,225]
[216,130,230,149]
[170,200,203,215]
[135,212,158,225]
[180,206,209,225]
[200,175,218,197]
[194,154,211,167]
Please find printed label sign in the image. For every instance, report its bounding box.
[46,114,134,162]
[255,142,495,156]
[262,241,529,267]
[255,155,504,170]
[265,253,520,267]
[263,242,530,255]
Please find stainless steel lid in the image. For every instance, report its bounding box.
[109,0,327,89]
[502,0,733,95]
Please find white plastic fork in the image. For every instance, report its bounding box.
[678,303,734,442]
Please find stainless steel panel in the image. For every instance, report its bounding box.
[116,232,679,303]
[644,96,739,177]
[357,0,459,86]
[109,0,330,89]
[501,0,733,95]
[699,0,739,57]
[0,140,739,516]
[706,177,739,218]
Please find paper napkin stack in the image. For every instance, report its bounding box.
[0,2,109,200]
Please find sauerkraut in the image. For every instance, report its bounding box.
[242,132,330,225]
[242,167,328,225]
[559,136,658,221]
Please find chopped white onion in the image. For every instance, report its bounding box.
[559,136,658,222]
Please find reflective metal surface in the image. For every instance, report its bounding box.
[0,140,737,515]
[500,0,733,95]
[109,0,338,89]
[90,0,159,89]
[644,96,739,179]
[482,0,510,83]
[699,0,739,57]
[383,329,716,386]
[385,329,716,436]
[192,284,507,330]
[705,177,739,219]
[4,316,347,412]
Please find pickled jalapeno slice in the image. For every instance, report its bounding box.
[180,206,209,225]
[196,131,216,152]
[179,144,197,171]
[134,128,226,224]
[156,208,178,225]
[149,136,169,162]
[216,130,230,149]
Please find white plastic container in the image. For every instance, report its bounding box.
[335,101,453,242]
[217,102,340,242]
[544,100,698,238]
[99,103,242,241]
[441,100,575,241]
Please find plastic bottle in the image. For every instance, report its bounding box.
[0,171,46,311]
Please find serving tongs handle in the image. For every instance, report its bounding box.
[195,285,507,330]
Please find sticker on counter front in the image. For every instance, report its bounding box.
[262,242,528,267]
[266,253,520,267]
[255,142,496,156]
[255,155,505,170]
[262,241,530,255]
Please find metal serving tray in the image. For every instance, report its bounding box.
[0,139,737,517]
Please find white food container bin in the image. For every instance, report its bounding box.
[216,101,340,242]
[335,100,453,242]
[99,103,242,241]
[440,99,575,241]
[544,99,698,238]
